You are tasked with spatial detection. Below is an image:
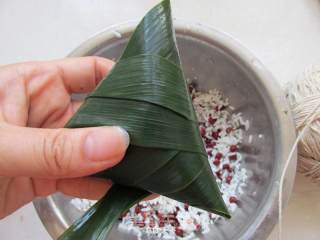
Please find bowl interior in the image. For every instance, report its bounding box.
[35,26,292,240]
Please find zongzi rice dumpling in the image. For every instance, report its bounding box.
[58,0,229,239]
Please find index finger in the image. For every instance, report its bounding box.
[53,57,115,93]
[4,56,114,94]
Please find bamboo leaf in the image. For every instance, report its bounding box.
[90,54,196,121]
[68,97,203,152]
[94,147,179,185]
[58,185,149,240]
[120,0,179,63]
[59,0,230,239]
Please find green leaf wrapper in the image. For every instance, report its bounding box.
[58,0,229,239]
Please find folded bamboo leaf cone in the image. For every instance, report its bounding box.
[59,0,229,239]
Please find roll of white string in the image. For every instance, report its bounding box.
[286,65,320,181]
[278,65,320,240]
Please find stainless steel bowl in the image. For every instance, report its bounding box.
[34,21,297,240]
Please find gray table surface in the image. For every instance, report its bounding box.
[1,0,320,239]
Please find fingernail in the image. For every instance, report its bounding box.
[84,126,130,162]
[114,127,130,148]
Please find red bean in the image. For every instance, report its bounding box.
[213,159,220,166]
[175,227,184,237]
[229,196,238,204]
[215,152,223,160]
[230,145,238,152]
[226,175,233,184]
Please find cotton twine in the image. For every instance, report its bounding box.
[277,65,320,240]
[286,65,320,181]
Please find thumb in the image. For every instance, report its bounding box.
[0,124,130,178]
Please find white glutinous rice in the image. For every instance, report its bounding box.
[71,86,249,239]
[112,30,122,38]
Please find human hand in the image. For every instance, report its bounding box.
[0,57,130,219]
